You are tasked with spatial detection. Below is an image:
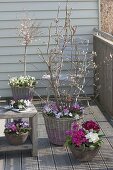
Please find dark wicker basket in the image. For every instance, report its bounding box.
[5,132,29,145]
[43,113,80,146]
[11,86,34,101]
[69,144,100,162]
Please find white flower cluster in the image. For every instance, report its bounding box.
[85,131,99,143]
[9,75,36,87]
[11,99,31,110]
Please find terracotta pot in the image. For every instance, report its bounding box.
[11,86,34,101]
[5,132,29,145]
[69,144,100,162]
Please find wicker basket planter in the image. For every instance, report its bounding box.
[43,113,81,145]
[69,145,100,162]
[11,86,34,101]
[5,132,29,145]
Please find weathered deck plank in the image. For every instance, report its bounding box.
[0,153,5,170]
[5,151,21,170]
[38,138,56,170]
[22,150,39,170]
[51,145,74,170]
[0,103,113,170]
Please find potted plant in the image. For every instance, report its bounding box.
[10,99,31,111]
[65,120,104,161]
[9,75,36,100]
[38,1,94,145]
[9,16,39,100]
[43,101,84,145]
[4,119,31,145]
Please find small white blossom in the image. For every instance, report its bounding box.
[55,112,63,118]
[68,112,73,117]
[24,100,31,107]
[85,132,99,143]
[74,114,80,120]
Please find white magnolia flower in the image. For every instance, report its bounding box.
[85,132,99,143]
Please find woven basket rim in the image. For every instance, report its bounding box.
[42,112,76,121]
[11,86,35,89]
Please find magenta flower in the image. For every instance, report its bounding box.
[82,120,100,132]
[72,129,87,147]
[44,101,84,119]
[10,124,17,132]
[4,119,31,135]
[65,120,102,148]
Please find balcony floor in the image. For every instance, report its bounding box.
[0,101,113,170]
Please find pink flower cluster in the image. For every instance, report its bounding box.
[43,101,84,119]
[4,119,31,135]
[66,120,101,148]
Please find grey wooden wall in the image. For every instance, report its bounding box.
[0,0,99,98]
[93,30,113,117]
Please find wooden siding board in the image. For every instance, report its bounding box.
[0,19,98,29]
[0,2,98,11]
[0,10,98,20]
[0,0,98,2]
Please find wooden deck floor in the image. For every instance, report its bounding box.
[0,103,113,170]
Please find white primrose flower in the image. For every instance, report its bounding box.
[9,75,36,87]
[24,100,31,107]
[68,112,73,117]
[85,132,99,143]
[55,112,63,118]
[18,104,25,110]
[74,114,80,120]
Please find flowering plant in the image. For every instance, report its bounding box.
[40,1,94,118]
[65,120,103,150]
[9,75,36,88]
[43,101,84,119]
[4,119,31,136]
[10,99,30,110]
[19,16,39,76]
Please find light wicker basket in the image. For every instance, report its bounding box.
[69,144,100,162]
[11,86,34,101]
[43,113,77,146]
